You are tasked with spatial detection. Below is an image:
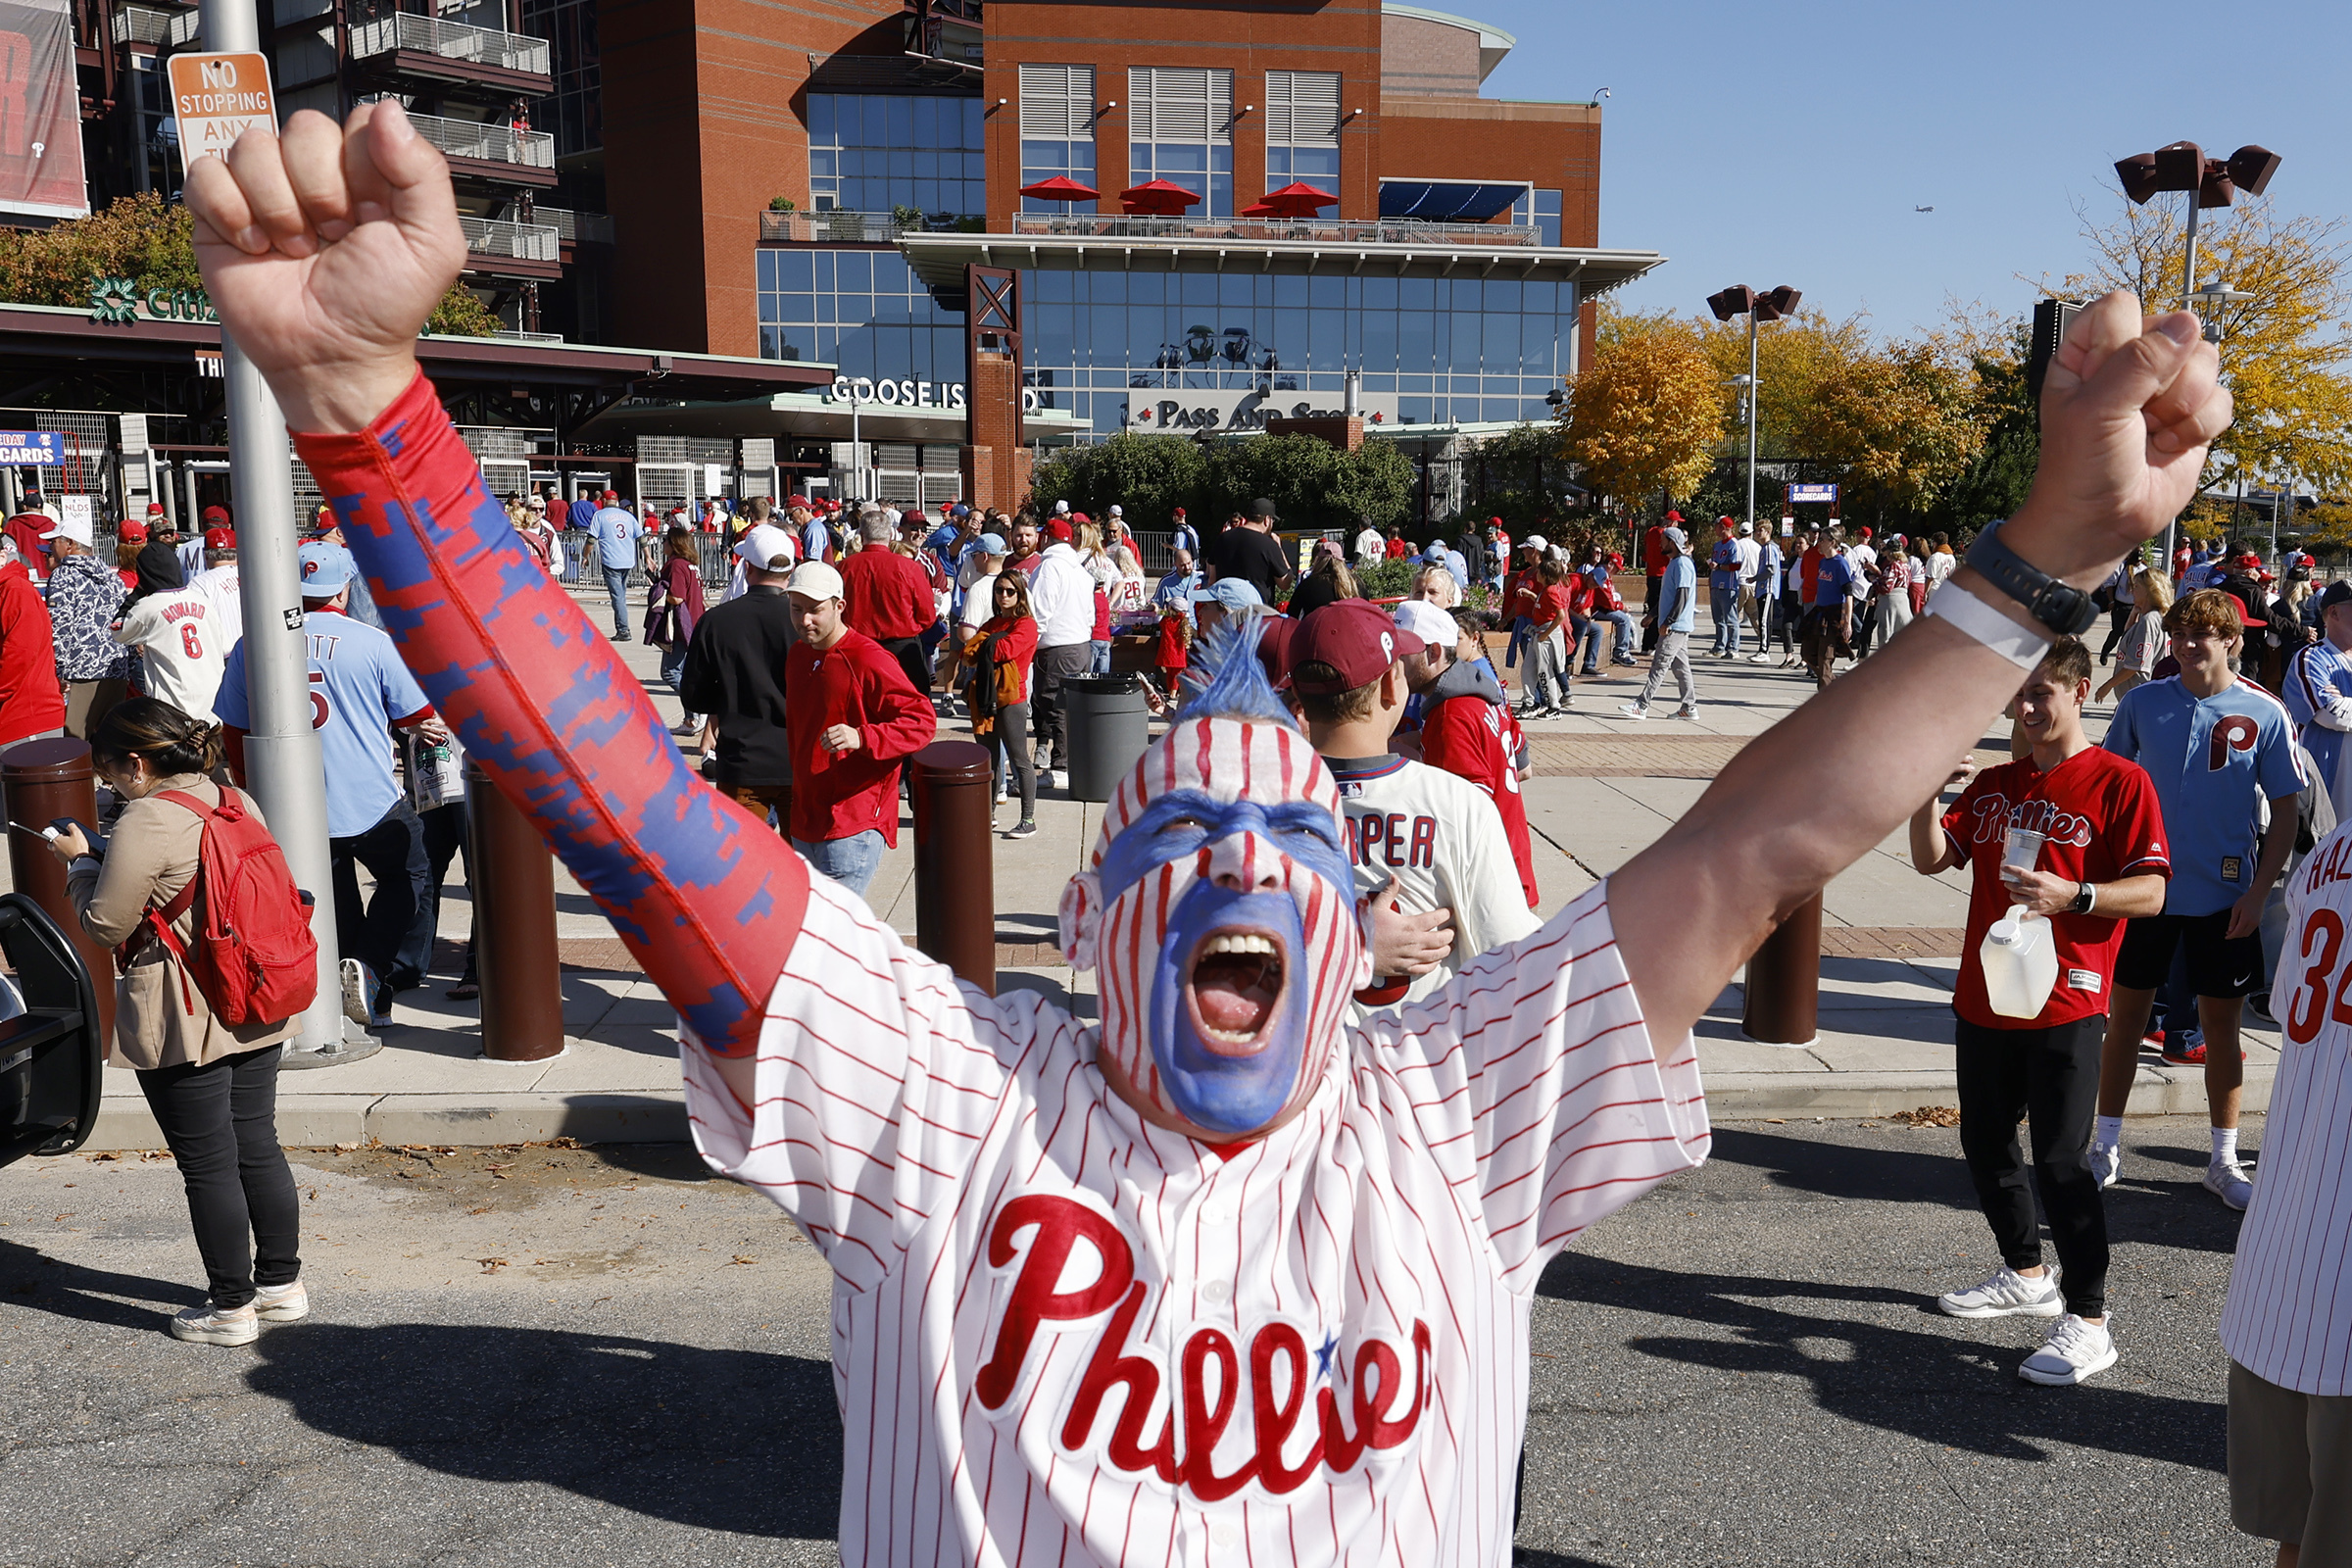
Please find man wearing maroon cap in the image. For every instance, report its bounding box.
[1290,599,1542,1020]
[839,511,939,697]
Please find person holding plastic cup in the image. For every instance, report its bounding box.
[1907,636,2170,1386]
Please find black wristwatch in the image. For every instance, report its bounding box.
[1965,523,2100,636]
[2070,881,2096,914]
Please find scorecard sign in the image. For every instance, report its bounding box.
[167,52,276,166]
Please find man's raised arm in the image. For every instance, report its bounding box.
[1610,293,2231,1054]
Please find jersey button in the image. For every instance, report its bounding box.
[1201,1278,1231,1302]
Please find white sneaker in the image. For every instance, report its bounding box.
[2090,1143,2121,1190]
[1047,768,1068,791]
[1672,706,1699,721]
[2018,1313,2117,1386]
[1936,1265,2065,1319]
[338,957,381,1028]
[1617,703,1650,720]
[253,1281,310,1322]
[170,1300,259,1346]
[2205,1158,2254,1210]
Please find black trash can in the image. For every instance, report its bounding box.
[1063,673,1150,804]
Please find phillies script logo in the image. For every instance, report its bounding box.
[1968,795,2094,849]
[974,1194,1433,1499]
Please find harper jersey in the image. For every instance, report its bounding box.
[2221,824,2352,1396]
[216,608,431,838]
[2103,674,2306,917]
[113,586,231,722]
[1324,754,1544,1018]
[2283,639,2352,822]
[681,876,1705,1566]
[1940,747,2170,1029]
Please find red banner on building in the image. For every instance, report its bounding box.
[0,0,86,220]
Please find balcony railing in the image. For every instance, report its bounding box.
[1004,214,1544,246]
[503,205,613,244]
[349,12,551,77]
[494,329,564,344]
[459,216,560,264]
[112,3,199,45]
[406,111,554,170]
[760,210,984,242]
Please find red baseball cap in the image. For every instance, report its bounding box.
[1046,516,1073,544]
[119,518,148,543]
[204,526,234,549]
[145,502,166,516]
[602,490,619,502]
[1288,599,1423,696]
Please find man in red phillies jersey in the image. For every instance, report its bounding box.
[1394,599,1540,908]
[188,107,2237,1566]
[781,559,936,897]
[1908,636,2169,1387]
[835,510,938,696]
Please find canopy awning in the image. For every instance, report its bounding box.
[1378,180,1525,221]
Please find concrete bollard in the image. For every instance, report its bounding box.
[2,737,116,1049]
[908,739,997,996]
[1742,890,1822,1047]
[465,760,565,1061]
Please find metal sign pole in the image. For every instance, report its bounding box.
[198,0,352,1056]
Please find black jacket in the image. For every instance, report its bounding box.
[677,586,798,787]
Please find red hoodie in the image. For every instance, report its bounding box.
[0,559,65,745]
[784,626,938,846]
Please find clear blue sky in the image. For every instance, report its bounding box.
[1475,0,2352,337]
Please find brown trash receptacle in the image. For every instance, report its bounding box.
[465,760,565,1062]
[1742,890,1822,1047]
[2,737,116,1049]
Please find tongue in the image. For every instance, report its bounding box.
[1194,955,1276,1037]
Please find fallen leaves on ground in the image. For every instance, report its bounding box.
[1891,1105,1963,1128]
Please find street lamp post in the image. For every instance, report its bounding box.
[1705,285,1802,536]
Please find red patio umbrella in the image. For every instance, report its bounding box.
[1119,179,1202,216]
[1017,174,1101,202]
[1243,181,1339,219]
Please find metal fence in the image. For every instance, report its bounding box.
[406,111,554,171]
[348,11,552,75]
[459,216,561,265]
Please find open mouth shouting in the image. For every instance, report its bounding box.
[1187,928,1289,1054]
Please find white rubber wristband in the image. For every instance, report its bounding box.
[1924,579,2053,670]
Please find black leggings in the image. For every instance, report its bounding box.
[1954,1014,2109,1319]
[135,1045,301,1309]
[2100,598,2131,660]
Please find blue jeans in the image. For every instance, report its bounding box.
[602,565,631,636]
[793,829,886,899]
[330,800,434,991]
[1709,582,1741,656]
[1593,610,1637,662]
[1090,639,1111,675]
[660,640,690,706]
[1504,614,1532,668]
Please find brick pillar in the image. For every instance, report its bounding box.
[962,265,1024,512]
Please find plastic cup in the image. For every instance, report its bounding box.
[2001,827,2046,879]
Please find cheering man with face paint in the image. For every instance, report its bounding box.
[183,105,2237,1566]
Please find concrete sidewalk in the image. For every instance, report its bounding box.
[23,593,2276,1148]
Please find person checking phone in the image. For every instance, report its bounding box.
[1907,636,2168,1386]
[780,559,935,899]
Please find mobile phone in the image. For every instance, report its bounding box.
[7,819,58,841]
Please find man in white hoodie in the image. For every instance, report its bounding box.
[1026,514,1096,789]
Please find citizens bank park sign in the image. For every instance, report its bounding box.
[824,375,1040,412]
[1121,388,1399,431]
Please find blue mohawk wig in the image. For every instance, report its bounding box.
[1177,608,1298,729]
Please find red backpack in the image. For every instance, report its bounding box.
[127,789,319,1026]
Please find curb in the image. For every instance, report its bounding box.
[64,1066,2271,1152]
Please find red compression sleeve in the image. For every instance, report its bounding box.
[294,372,806,1056]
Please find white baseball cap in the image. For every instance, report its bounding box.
[788,561,845,601]
[1392,599,1459,649]
[37,517,91,547]
[1107,504,1123,516]
[733,522,793,569]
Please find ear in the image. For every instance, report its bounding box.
[1057,871,1102,970]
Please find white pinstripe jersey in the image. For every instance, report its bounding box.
[681,876,1708,1566]
[2221,826,2352,1396]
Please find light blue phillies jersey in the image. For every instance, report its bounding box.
[217,610,431,839]
[2105,674,2307,916]
[2284,639,2352,821]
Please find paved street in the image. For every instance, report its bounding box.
[0,1115,2259,1566]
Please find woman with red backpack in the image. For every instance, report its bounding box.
[46,698,315,1347]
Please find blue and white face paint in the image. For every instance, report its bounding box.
[1058,714,1369,1137]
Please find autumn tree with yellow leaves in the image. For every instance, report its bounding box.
[1554,313,1724,509]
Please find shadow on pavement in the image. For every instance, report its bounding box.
[0,1236,196,1327]
[1706,1126,1979,1209]
[1535,1252,2223,1474]
[244,1321,845,1540]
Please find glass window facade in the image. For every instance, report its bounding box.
[757,248,1577,432]
[807,94,986,218]
[1128,67,1233,217]
[1263,71,1340,191]
[1509,187,1564,247]
[522,0,600,158]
